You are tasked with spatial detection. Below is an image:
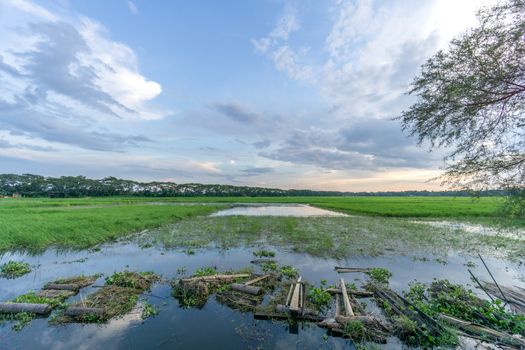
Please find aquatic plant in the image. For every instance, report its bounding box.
[367,268,392,285]
[404,279,525,336]
[307,280,332,312]
[279,265,298,279]
[105,271,157,291]
[253,249,275,258]
[194,267,216,277]
[0,261,31,279]
[141,302,159,319]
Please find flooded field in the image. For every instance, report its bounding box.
[210,204,349,217]
[1,206,524,349]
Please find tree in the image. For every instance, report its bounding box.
[400,0,525,207]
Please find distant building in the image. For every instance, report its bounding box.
[12,193,21,198]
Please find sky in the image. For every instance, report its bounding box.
[0,0,494,191]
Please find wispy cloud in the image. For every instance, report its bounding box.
[0,0,165,153]
[252,6,313,82]
[127,1,138,15]
[212,103,260,124]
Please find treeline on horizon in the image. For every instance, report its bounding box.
[0,174,506,198]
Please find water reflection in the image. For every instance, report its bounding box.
[210,204,348,217]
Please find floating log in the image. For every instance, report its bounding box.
[64,307,105,318]
[230,284,261,295]
[483,282,525,314]
[254,311,323,322]
[250,258,276,264]
[43,283,80,291]
[289,276,302,314]
[245,274,271,286]
[230,274,272,295]
[37,289,76,298]
[335,315,391,332]
[438,313,525,348]
[340,278,354,317]
[0,302,51,315]
[335,267,373,273]
[180,274,250,284]
[326,288,374,297]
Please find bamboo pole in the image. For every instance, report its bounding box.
[340,278,354,317]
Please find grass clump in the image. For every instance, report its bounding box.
[172,269,254,308]
[52,274,100,287]
[141,302,159,319]
[307,280,332,312]
[279,265,298,279]
[343,319,366,339]
[0,312,34,331]
[60,271,158,323]
[404,279,525,336]
[261,261,278,273]
[253,249,275,258]
[366,268,392,285]
[0,261,31,279]
[14,291,66,309]
[194,267,216,277]
[2,290,69,330]
[105,271,157,291]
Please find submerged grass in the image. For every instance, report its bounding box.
[143,215,525,260]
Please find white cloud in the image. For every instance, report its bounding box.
[0,1,165,123]
[256,0,497,119]
[127,1,138,15]
[251,6,314,82]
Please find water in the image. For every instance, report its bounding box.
[412,219,525,241]
[1,238,523,349]
[210,204,348,217]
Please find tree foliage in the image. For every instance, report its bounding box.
[400,0,525,195]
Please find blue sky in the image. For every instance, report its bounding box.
[0,0,492,190]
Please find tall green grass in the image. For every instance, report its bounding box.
[0,201,223,252]
[0,195,509,253]
[1,195,505,217]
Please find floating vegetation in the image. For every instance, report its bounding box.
[307,280,332,312]
[57,270,159,323]
[366,268,392,285]
[141,301,159,319]
[193,266,217,277]
[51,274,100,287]
[253,249,275,258]
[0,261,31,279]
[172,269,252,308]
[404,279,525,337]
[279,265,298,279]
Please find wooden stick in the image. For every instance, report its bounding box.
[468,269,494,302]
[478,253,509,305]
[244,274,271,286]
[335,289,341,317]
[439,313,525,347]
[335,266,372,273]
[326,288,373,297]
[43,283,80,291]
[65,307,105,317]
[0,302,51,315]
[230,284,261,295]
[339,278,354,317]
[289,276,302,313]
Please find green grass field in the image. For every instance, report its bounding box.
[0,196,510,253]
[0,199,223,252]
